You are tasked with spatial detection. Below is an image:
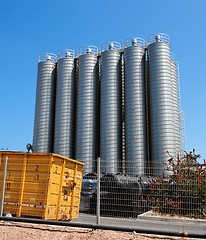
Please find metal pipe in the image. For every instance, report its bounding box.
[96,157,100,225]
[0,216,205,239]
[0,156,8,216]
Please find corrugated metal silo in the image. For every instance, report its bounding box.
[100,42,122,174]
[121,56,126,174]
[75,46,99,174]
[145,58,152,175]
[33,54,57,153]
[147,34,176,176]
[124,38,147,176]
[170,56,181,156]
[54,50,76,158]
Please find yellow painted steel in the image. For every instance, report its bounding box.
[0,152,84,221]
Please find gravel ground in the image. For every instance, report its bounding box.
[0,221,195,240]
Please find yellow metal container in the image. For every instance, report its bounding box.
[0,151,84,221]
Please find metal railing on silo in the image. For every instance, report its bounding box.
[75,46,99,175]
[124,38,147,176]
[100,42,122,174]
[176,61,186,155]
[54,50,76,158]
[33,53,57,153]
[147,33,176,176]
[170,54,181,156]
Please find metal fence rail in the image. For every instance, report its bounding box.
[80,173,206,219]
[0,153,206,238]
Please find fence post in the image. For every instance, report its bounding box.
[0,156,8,216]
[96,157,100,224]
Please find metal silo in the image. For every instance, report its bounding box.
[145,58,152,175]
[170,55,181,156]
[124,38,147,176]
[147,34,176,176]
[54,50,75,158]
[33,53,57,153]
[121,56,126,174]
[100,42,122,174]
[75,46,99,174]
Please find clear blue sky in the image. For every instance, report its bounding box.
[0,0,205,161]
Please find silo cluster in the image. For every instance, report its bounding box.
[33,33,182,177]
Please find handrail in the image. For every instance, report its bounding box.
[101,41,121,52]
[146,33,170,46]
[124,37,145,48]
[38,53,57,63]
[78,45,98,56]
[170,52,176,61]
[58,49,75,59]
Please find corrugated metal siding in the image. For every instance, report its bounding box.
[54,51,76,158]
[124,44,147,176]
[33,57,56,153]
[147,40,176,176]
[100,48,122,174]
[75,51,99,174]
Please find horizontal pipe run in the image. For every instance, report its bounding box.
[0,216,205,239]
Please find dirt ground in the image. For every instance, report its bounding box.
[0,221,194,240]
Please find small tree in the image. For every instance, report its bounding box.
[148,150,206,218]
